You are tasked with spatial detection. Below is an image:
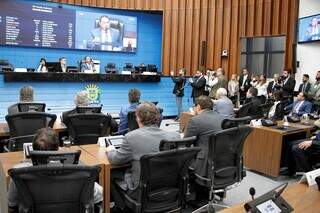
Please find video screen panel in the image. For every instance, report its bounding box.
[0,0,137,52]
[298,14,320,43]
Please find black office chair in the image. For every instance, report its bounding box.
[4,135,35,152]
[68,113,111,145]
[237,102,263,119]
[17,103,46,113]
[5,112,57,151]
[193,126,252,213]
[221,116,251,129]
[118,147,201,213]
[123,63,135,72]
[159,136,197,151]
[8,164,100,213]
[30,150,81,165]
[76,106,102,114]
[105,63,117,73]
[127,111,139,132]
[147,64,157,72]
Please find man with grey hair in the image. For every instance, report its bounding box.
[107,102,180,209]
[209,68,228,99]
[62,91,90,124]
[8,86,34,115]
[213,88,235,118]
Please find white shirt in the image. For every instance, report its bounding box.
[256,82,268,97]
[268,101,280,118]
[293,101,305,114]
[241,75,248,87]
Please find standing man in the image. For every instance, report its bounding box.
[267,74,281,98]
[209,68,228,99]
[298,74,311,94]
[280,69,296,103]
[239,68,251,103]
[170,68,187,121]
[189,70,206,104]
[308,71,320,112]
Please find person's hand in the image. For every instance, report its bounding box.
[106,145,116,153]
[240,86,244,91]
[170,71,174,76]
[298,140,313,150]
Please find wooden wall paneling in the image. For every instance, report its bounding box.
[199,0,209,70]
[280,0,289,35]
[90,0,97,7]
[205,0,216,69]
[127,0,135,9]
[286,0,298,72]
[271,0,280,35]
[263,0,272,35]
[162,8,172,75]
[246,0,255,36]
[135,0,144,10]
[184,0,194,75]
[191,0,201,72]
[104,0,112,8]
[254,0,263,36]
[213,0,224,70]
[170,0,179,73]
[230,0,240,76]
[96,0,104,7]
[119,0,128,9]
[176,0,186,71]
[222,0,232,77]
[81,0,90,6]
[239,0,247,37]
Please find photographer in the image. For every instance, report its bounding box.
[280,69,296,103]
[171,68,187,120]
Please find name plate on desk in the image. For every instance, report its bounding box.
[299,168,320,186]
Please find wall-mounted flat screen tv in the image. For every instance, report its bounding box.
[298,14,320,43]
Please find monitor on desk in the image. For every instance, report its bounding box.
[46,62,60,72]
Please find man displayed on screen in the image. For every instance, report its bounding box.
[91,16,121,51]
[304,17,320,41]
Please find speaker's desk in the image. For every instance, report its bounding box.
[221,183,320,212]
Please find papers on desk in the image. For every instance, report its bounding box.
[299,168,320,186]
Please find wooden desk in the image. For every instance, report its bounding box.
[221,183,320,212]
[0,121,67,138]
[243,123,313,177]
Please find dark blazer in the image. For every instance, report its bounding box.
[53,64,66,73]
[282,77,296,98]
[266,81,281,95]
[269,101,286,120]
[191,76,206,98]
[107,126,180,190]
[184,110,224,177]
[171,76,186,97]
[298,82,311,94]
[239,97,263,119]
[239,75,251,92]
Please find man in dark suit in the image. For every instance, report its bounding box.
[285,92,312,117]
[238,87,263,119]
[239,68,251,103]
[280,69,296,102]
[54,57,67,73]
[170,68,187,120]
[298,74,311,94]
[106,102,180,209]
[184,95,224,178]
[291,131,320,172]
[267,74,281,98]
[190,70,206,104]
[267,90,286,120]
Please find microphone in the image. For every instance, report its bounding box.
[249,187,256,200]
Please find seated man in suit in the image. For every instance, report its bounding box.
[91,15,121,51]
[268,90,286,120]
[8,86,34,115]
[7,128,103,211]
[213,88,234,118]
[118,88,141,133]
[285,92,312,117]
[106,102,180,209]
[291,131,320,173]
[62,91,118,132]
[54,57,67,73]
[185,95,224,178]
[62,91,90,125]
[298,74,311,94]
[80,56,96,73]
[239,87,263,119]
